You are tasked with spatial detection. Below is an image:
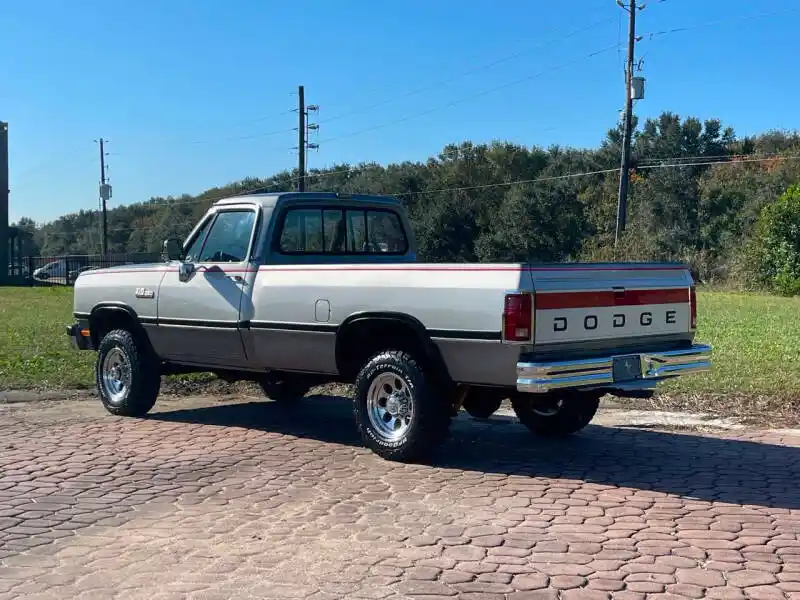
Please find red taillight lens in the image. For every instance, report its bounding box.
[690,285,697,329]
[503,293,533,342]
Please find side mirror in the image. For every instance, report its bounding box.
[163,238,183,261]
[178,261,196,282]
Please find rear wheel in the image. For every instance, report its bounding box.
[510,392,600,437]
[353,350,450,462]
[95,329,160,417]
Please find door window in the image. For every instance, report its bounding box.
[183,217,213,263]
[197,210,256,263]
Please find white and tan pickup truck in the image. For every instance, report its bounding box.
[67,192,712,461]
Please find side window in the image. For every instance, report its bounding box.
[278,207,407,255]
[183,217,212,263]
[279,209,323,252]
[367,210,407,253]
[197,210,256,263]
[346,210,367,252]
[323,209,345,252]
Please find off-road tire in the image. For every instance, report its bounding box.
[258,375,311,403]
[510,393,600,437]
[353,350,451,462]
[462,394,503,419]
[95,329,160,417]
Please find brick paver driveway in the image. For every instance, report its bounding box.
[1,394,799,600]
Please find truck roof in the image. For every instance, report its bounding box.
[213,191,404,210]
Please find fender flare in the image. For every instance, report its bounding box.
[335,311,452,382]
[88,302,154,350]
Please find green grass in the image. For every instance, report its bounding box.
[662,291,800,396]
[0,286,94,389]
[2,287,800,400]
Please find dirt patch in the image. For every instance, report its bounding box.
[613,391,800,428]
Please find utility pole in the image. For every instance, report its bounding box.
[295,86,319,193]
[95,138,111,256]
[614,0,641,248]
[0,122,8,285]
[297,86,306,192]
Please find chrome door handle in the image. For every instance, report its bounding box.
[229,274,245,283]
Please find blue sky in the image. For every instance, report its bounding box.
[3,0,799,223]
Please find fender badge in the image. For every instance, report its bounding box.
[135,288,155,299]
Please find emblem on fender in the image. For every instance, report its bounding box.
[135,287,155,299]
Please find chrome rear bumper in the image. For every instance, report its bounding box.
[517,344,712,394]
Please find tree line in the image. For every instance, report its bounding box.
[13,111,800,294]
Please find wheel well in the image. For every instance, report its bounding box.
[335,316,451,384]
[89,307,153,354]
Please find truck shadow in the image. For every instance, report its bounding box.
[149,393,800,510]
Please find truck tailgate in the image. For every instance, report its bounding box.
[529,263,694,356]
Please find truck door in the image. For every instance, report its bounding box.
[154,205,258,367]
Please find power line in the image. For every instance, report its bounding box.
[120,109,299,147]
[11,143,94,184]
[314,13,617,129]
[396,168,620,198]
[316,42,623,146]
[636,152,783,165]
[636,154,800,170]
[102,15,621,149]
[641,5,800,39]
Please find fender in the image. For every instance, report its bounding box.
[336,311,453,383]
[86,302,156,350]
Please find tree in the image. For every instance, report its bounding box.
[748,184,800,296]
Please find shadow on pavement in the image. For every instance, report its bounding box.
[149,393,800,510]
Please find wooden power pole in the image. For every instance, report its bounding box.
[298,85,305,192]
[0,122,8,284]
[615,0,638,248]
[94,138,112,256]
[100,138,108,255]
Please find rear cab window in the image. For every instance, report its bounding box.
[278,206,408,255]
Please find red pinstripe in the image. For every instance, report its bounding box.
[80,264,687,276]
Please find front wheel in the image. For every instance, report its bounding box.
[353,350,451,462]
[510,392,600,437]
[95,329,161,417]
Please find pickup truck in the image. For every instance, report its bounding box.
[67,192,712,461]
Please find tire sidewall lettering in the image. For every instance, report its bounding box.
[359,358,418,450]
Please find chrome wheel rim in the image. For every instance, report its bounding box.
[101,347,131,404]
[367,372,414,442]
[532,398,563,417]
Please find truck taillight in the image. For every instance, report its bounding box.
[503,293,533,343]
[690,285,697,330]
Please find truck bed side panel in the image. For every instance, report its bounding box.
[247,264,533,385]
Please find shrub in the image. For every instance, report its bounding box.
[748,184,800,295]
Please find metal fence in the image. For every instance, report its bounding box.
[14,252,162,286]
